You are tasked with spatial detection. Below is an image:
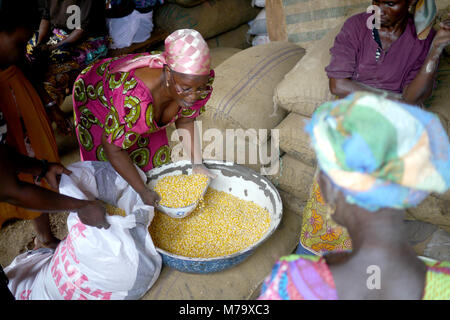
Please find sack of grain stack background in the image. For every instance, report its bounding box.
[272,20,345,117]
[167,0,207,7]
[271,1,370,117]
[206,24,252,50]
[201,42,304,134]
[195,42,305,173]
[247,8,270,46]
[154,0,260,40]
[265,0,369,47]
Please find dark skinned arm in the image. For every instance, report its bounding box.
[0,145,110,228]
[37,19,50,45]
[51,29,85,50]
[329,78,403,100]
[175,117,202,164]
[101,132,160,206]
[402,16,450,105]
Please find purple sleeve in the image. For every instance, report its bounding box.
[402,29,437,89]
[325,16,362,79]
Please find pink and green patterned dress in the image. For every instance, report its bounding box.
[72,53,214,172]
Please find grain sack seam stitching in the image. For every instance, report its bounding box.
[213,46,303,119]
[214,46,296,118]
[224,49,304,117]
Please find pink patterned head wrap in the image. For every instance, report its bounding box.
[111,29,211,75]
[163,29,211,75]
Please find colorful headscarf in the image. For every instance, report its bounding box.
[305,92,450,211]
[111,29,211,75]
[414,0,437,40]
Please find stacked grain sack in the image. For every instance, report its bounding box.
[247,2,270,46]
[265,0,369,206]
[191,42,305,177]
[154,0,260,49]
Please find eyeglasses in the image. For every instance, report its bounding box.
[168,68,212,99]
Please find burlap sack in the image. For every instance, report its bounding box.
[167,0,206,7]
[406,196,450,234]
[275,112,316,167]
[206,24,251,50]
[268,154,316,202]
[425,53,450,137]
[437,0,450,10]
[434,5,450,55]
[169,121,281,176]
[266,0,369,48]
[209,47,242,69]
[154,0,260,40]
[203,42,305,142]
[273,20,346,116]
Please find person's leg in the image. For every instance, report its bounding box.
[32,213,59,250]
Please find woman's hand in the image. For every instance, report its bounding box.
[432,13,450,52]
[43,162,72,189]
[138,187,161,207]
[192,163,217,179]
[77,200,110,229]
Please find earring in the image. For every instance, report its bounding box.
[166,81,169,87]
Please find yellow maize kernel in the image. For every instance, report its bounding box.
[155,174,209,208]
[149,188,271,258]
[104,203,126,217]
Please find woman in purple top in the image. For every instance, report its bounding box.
[326,0,450,105]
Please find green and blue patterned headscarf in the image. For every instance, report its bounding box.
[306,92,450,211]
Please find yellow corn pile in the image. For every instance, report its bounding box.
[155,174,209,208]
[104,203,126,217]
[149,188,271,258]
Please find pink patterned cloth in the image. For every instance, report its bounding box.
[111,29,211,75]
[72,52,214,173]
[258,255,338,300]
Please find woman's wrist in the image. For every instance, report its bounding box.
[36,159,49,182]
[429,41,445,57]
[135,184,149,195]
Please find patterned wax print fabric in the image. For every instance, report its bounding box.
[258,254,338,300]
[305,92,450,212]
[300,175,352,255]
[27,29,109,106]
[73,53,214,173]
[421,258,450,300]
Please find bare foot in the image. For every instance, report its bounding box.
[33,236,60,250]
